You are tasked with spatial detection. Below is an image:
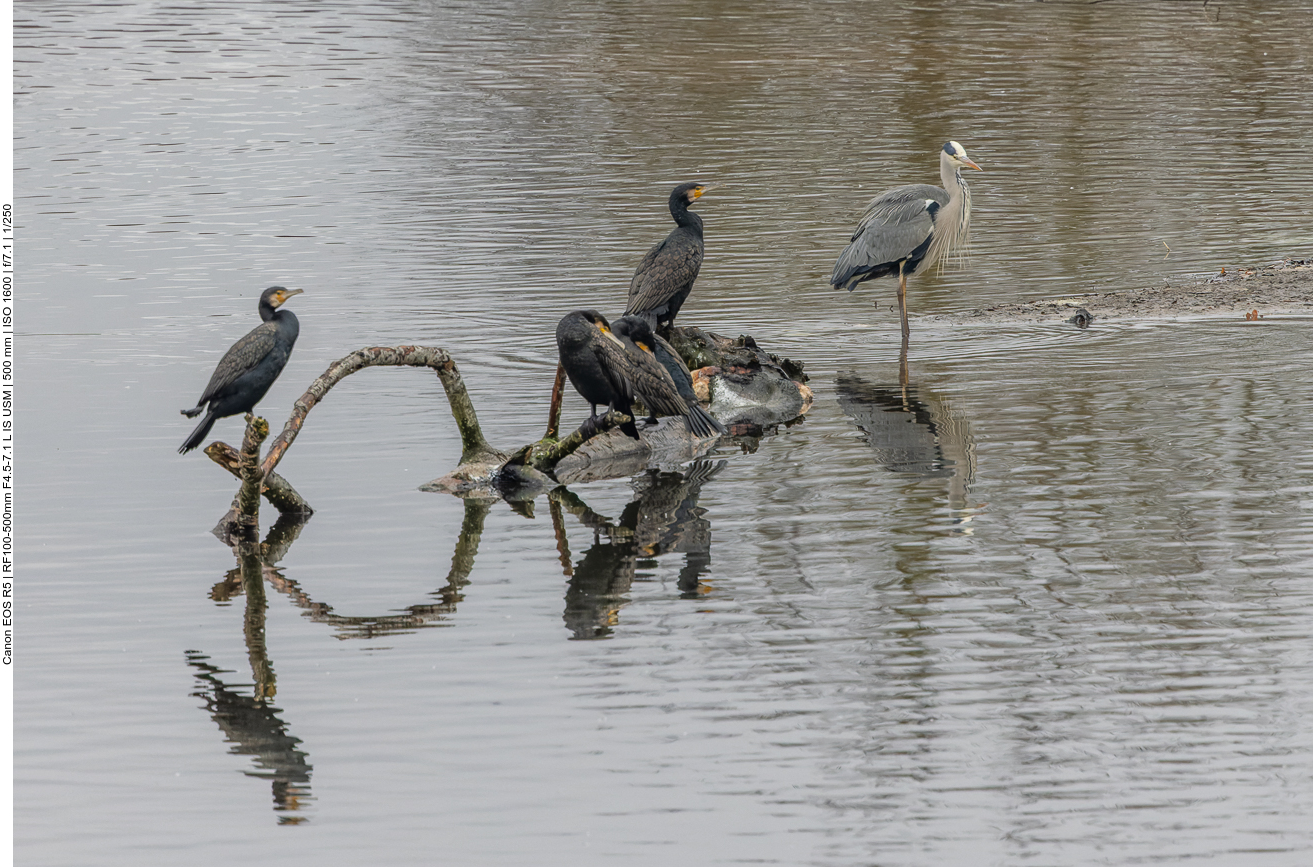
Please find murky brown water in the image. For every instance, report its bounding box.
[17,1,1313,864]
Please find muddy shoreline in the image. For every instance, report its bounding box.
[931,257,1313,325]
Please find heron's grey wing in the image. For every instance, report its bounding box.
[832,184,947,283]
[196,321,280,404]
[625,236,703,315]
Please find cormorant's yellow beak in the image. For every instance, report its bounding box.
[273,288,304,306]
[597,324,626,347]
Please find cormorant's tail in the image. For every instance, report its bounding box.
[685,403,726,438]
[181,404,204,419]
[179,410,218,454]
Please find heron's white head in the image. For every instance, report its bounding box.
[942,141,983,172]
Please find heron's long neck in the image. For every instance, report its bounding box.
[930,156,972,268]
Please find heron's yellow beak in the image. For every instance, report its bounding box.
[963,158,983,172]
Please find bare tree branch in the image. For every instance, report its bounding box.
[259,346,506,479]
[205,441,313,516]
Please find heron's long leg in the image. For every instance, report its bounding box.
[897,261,910,339]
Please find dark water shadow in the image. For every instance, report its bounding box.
[550,461,725,639]
[185,650,314,824]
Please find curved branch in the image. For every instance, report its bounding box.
[260,346,506,479]
[205,442,312,515]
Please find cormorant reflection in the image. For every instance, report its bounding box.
[834,371,975,512]
[186,651,313,823]
[551,461,724,639]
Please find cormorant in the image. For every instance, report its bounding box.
[179,286,303,454]
[623,181,711,332]
[612,315,724,437]
[830,141,982,338]
[556,310,722,441]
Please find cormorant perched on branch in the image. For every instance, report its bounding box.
[612,315,724,437]
[555,310,722,441]
[623,182,711,332]
[179,286,303,454]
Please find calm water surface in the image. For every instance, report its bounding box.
[16,1,1313,864]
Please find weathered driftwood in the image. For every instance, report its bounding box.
[212,414,269,544]
[666,325,812,427]
[205,441,313,516]
[265,346,506,479]
[211,346,507,521]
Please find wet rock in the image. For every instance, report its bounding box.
[665,325,812,426]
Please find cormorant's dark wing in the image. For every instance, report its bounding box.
[594,333,688,418]
[831,184,948,288]
[195,320,281,405]
[624,232,703,317]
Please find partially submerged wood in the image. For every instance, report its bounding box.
[204,332,808,525]
[497,325,810,486]
[264,345,506,480]
[212,414,269,544]
[666,325,811,427]
[209,345,509,517]
[205,441,312,516]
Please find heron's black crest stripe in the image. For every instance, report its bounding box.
[942,142,954,155]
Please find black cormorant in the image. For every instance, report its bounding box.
[623,181,711,332]
[556,310,722,441]
[612,315,724,437]
[179,286,303,454]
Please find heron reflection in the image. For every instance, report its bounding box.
[834,371,975,514]
[551,461,724,639]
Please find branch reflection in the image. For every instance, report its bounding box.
[211,499,492,640]
[185,651,313,824]
[190,461,727,817]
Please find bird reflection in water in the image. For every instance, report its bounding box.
[834,371,977,524]
[186,652,313,823]
[551,461,725,639]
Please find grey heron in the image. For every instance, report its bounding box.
[830,141,982,337]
